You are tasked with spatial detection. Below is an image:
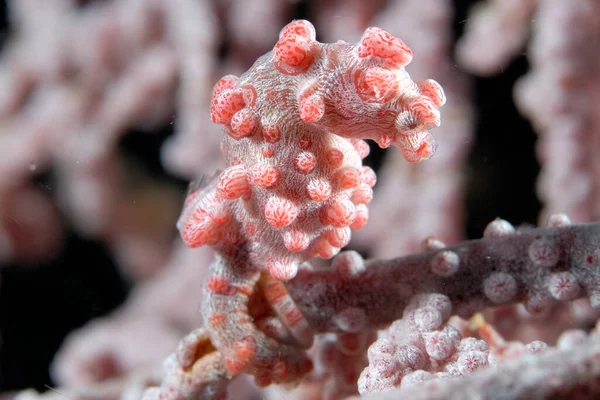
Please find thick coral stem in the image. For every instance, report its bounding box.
[287,218,600,333]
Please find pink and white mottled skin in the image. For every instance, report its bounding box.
[176,19,445,386]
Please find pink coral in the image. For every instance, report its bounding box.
[8,3,600,399]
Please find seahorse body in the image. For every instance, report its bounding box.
[176,20,445,386]
[179,20,445,282]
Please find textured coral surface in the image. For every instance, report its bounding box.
[3,1,600,399]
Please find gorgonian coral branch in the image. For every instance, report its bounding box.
[146,217,600,398]
[287,217,600,333]
[367,327,600,399]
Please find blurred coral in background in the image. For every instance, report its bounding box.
[1,0,600,399]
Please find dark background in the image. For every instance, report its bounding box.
[0,0,539,392]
